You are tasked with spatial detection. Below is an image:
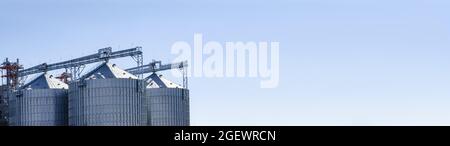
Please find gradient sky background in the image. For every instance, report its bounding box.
[1,0,450,125]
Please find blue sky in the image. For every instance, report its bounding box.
[1,0,450,125]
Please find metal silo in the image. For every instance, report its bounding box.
[68,63,147,126]
[0,85,8,126]
[146,73,189,126]
[8,74,68,126]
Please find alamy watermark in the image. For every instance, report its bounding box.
[170,33,280,88]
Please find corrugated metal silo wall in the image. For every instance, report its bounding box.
[146,88,190,126]
[68,79,147,126]
[0,86,8,126]
[8,89,68,126]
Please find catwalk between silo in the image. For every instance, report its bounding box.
[68,63,147,126]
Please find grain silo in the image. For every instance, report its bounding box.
[68,63,147,126]
[146,73,189,126]
[0,85,8,126]
[8,73,68,126]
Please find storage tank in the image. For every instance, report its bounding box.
[8,74,68,126]
[0,85,8,126]
[68,63,147,126]
[146,73,189,126]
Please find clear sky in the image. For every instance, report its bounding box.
[1,0,450,125]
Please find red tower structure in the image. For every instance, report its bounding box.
[0,58,23,89]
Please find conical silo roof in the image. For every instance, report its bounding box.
[81,62,138,80]
[22,73,68,89]
[146,73,182,88]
